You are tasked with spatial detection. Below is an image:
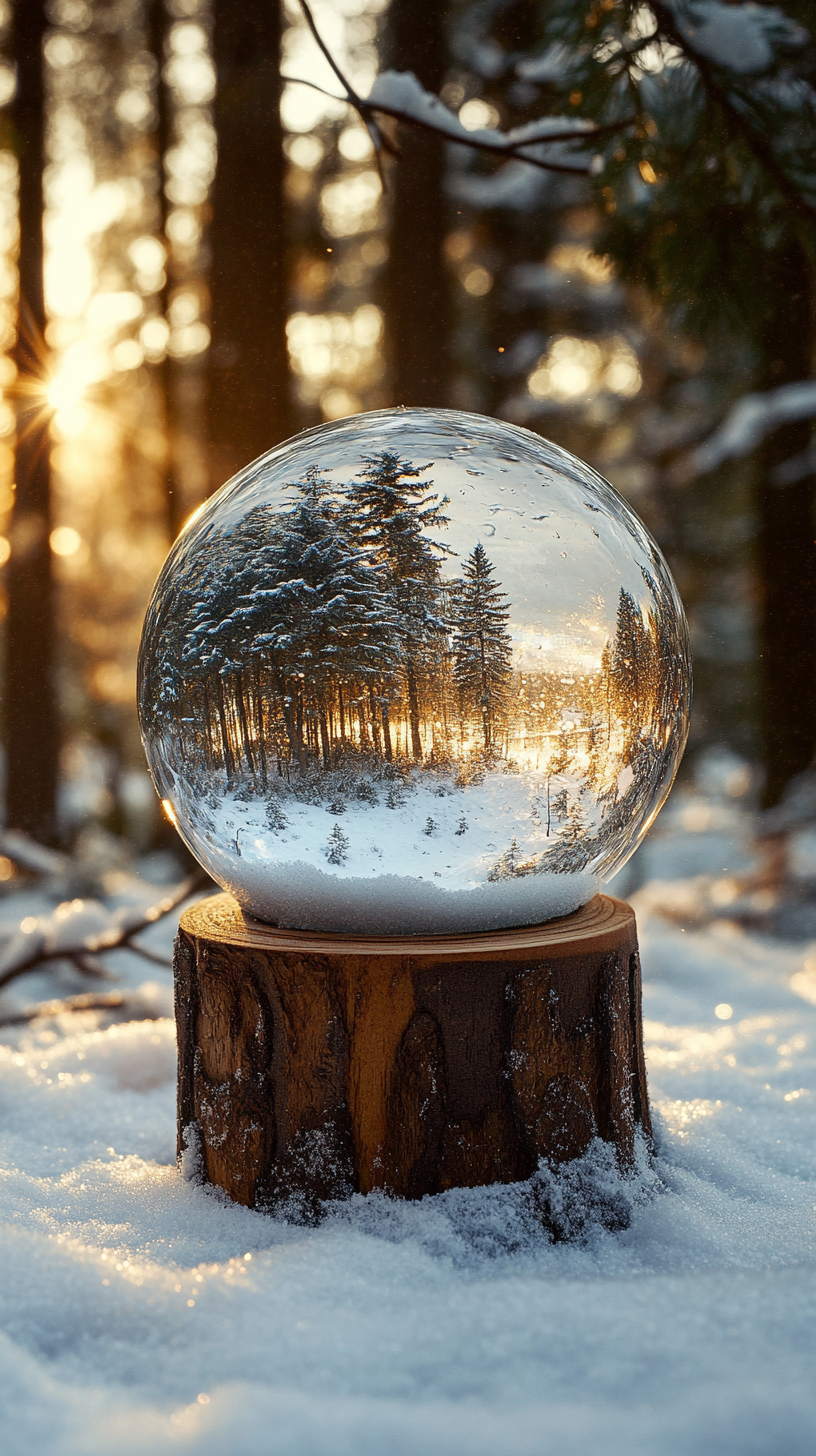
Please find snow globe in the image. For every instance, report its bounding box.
[143,408,690,1209]
[138,408,690,935]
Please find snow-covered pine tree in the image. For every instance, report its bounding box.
[640,561,692,759]
[546,786,591,871]
[609,587,658,758]
[552,787,586,840]
[218,468,401,772]
[487,836,522,881]
[176,536,260,781]
[347,451,452,760]
[325,822,350,864]
[452,544,513,751]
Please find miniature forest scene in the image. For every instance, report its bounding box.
[139,410,689,929]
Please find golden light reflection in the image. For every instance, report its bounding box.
[287,305,384,412]
[50,526,82,557]
[528,335,642,403]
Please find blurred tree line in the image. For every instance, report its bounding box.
[1,0,814,847]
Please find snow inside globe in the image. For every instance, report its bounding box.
[138,408,691,934]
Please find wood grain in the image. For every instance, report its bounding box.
[175,892,650,1210]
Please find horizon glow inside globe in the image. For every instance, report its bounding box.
[138,408,691,934]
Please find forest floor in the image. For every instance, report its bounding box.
[0,766,814,1456]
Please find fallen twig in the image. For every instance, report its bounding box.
[0,870,210,992]
[0,990,166,1029]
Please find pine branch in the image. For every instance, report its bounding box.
[650,0,816,222]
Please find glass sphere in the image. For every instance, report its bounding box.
[138,408,691,933]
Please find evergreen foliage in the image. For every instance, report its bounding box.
[487,836,522,881]
[452,544,514,750]
[325,823,350,864]
[528,0,815,337]
[347,450,453,759]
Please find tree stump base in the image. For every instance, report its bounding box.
[174,892,650,1211]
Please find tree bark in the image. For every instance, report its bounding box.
[207,0,292,486]
[383,0,450,406]
[148,0,186,541]
[406,661,423,759]
[756,240,816,808]
[5,0,59,841]
[215,676,234,778]
[175,892,650,1212]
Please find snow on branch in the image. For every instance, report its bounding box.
[366,69,597,162]
[516,44,573,86]
[0,829,70,878]
[650,1,816,219]
[0,870,209,990]
[665,1,807,76]
[285,0,626,179]
[684,379,816,476]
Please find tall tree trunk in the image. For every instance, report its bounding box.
[357,698,369,749]
[203,683,217,768]
[253,662,267,788]
[757,242,816,808]
[216,676,235,779]
[318,708,331,769]
[384,0,449,406]
[368,687,382,754]
[207,0,291,487]
[296,690,304,761]
[235,671,255,773]
[479,632,491,749]
[5,1,58,841]
[148,0,185,540]
[275,675,304,770]
[381,700,393,761]
[406,662,423,760]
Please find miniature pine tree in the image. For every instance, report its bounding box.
[452,544,513,750]
[347,451,451,760]
[552,789,587,844]
[206,467,400,775]
[487,836,521,881]
[265,800,287,831]
[610,589,658,756]
[325,823,350,865]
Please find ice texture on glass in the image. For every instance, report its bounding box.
[138,409,691,932]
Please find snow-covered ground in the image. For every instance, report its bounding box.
[0,774,814,1456]
[185,769,598,931]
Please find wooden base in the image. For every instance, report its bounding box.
[174,892,650,1211]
